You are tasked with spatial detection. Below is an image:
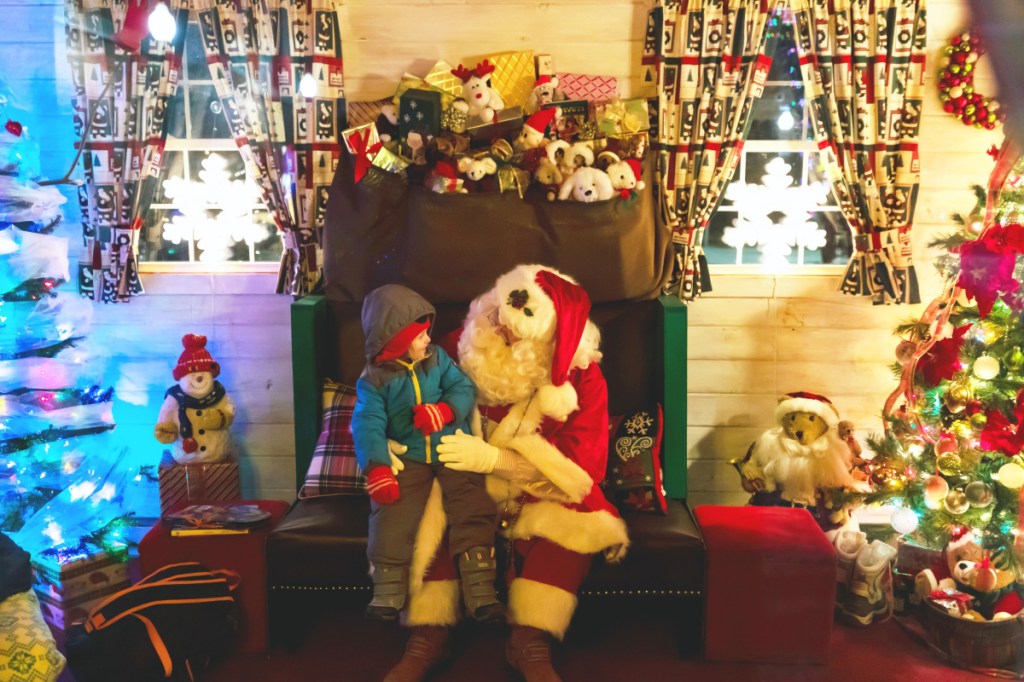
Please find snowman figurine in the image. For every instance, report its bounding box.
[154,334,235,464]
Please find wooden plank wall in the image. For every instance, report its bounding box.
[7,0,1002,505]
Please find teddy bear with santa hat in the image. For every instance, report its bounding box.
[154,334,235,464]
[381,264,628,682]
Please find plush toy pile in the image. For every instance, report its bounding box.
[341,52,651,203]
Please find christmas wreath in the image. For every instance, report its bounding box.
[937,30,1004,130]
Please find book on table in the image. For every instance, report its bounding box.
[163,504,271,536]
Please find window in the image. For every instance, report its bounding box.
[137,22,282,268]
[702,13,852,268]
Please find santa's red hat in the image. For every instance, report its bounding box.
[524,109,556,136]
[174,334,220,381]
[626,158,645,190]
[494,264,592,420]
[774,391,839,427]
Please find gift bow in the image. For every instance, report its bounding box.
[350,128,382,183]
[600,102,643,135]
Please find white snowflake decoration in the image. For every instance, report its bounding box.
[160,153,269,262]
[624,411,652,435]
[721,157,832,267]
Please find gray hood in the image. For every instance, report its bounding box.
[361,284,436,363]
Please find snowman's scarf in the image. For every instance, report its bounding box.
[165,382,226,441]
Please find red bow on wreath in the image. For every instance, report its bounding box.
[980,389,1024,456]
[955,223,1024,317]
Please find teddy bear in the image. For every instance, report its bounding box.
[736,392,860,510]
[457,155,498,193]
[557,166,614,203]
[524,75,563,114]
[533,156,563,201]
[514,108,557,153]
[154,334,235,464]
[450,60,505,124]
[598,151,646,198]
[375,103,399,143]
[914,527,1023,620]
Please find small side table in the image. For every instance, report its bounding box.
[138,499,290,654]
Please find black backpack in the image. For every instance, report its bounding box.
[67,561,239,682]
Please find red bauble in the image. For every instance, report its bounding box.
[4,120,22,137]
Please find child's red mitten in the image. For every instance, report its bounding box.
[412,403,455,435]
[367,466,400,505]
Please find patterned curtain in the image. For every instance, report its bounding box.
[192,0,345,296]
[64,0,187,303]
[790,0,926,305]
[645,0,783,301]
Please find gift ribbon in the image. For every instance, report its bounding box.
[600,102,643,135]
[350,128,382,183]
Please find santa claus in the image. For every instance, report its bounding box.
[383,264,629,682]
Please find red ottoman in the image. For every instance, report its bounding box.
[695,505,836,664]
[139,499,290,654]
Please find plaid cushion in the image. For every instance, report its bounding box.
[299,381,366,498]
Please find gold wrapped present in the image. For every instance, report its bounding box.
[471,50,535,109]
[371,146,410,176]
[497,165,531,199]
[466,106,524,140]
[393,75,456,109]
[423,60,463,99]
[596,98,650,137]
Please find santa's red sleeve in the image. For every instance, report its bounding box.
[544,364,609,485]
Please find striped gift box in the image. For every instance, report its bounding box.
[32,552,130,629]
[158,458,241,515]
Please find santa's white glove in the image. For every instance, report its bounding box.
[604,543,628,564]
[387,439,407,476]
[437,429,499,473]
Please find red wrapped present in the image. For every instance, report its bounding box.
[696,506,836,665]
[32,551,130,630]
[158,456,241,515]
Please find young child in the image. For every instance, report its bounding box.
[351,284,504,624]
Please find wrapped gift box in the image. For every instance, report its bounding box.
[554,73,619,107]
[466,106,524,141]
[479,50,534,109]
[399,89,442,144]
[32,551,130,629]
[158,456,241,515]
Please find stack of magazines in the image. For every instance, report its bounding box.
[163,504,272,536]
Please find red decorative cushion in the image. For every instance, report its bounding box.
[603,404,668,514]
[299,381,365,498]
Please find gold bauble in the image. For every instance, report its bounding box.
[871,466,897,487]
[970,412,989,430]
[936,452,965,476]
[943,383,974,414]
[965,481,994,508]
[944,489,970,515]
[949,421,974,439]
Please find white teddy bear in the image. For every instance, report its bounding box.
[599,151,646,198]
[154,334,235,464]
[558,166,615,203]
[451,60,505,124]
[457,155,498,192]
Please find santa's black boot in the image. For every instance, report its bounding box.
[506,625,562,682]
[382,626,450,682]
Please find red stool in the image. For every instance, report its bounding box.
[139,499,290,654]
[695,505,836,664]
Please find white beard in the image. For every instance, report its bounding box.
[458,293,553,406]
[755,426,855,505]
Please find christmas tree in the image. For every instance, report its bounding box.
[0,79,151,565]
[846,140,1024,574]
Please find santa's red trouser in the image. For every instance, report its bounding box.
[412,534,592,640]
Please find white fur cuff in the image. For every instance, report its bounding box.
[536,382,578,421]
[509,578,578,640]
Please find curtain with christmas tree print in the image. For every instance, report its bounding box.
[64,0,187,303]
[645,0,782,301]
[790,0,926,305]
[192,0,345,296]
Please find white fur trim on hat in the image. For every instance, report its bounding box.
[774,395,839,427]
[494,264,571,343]
[536,382,578,421]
